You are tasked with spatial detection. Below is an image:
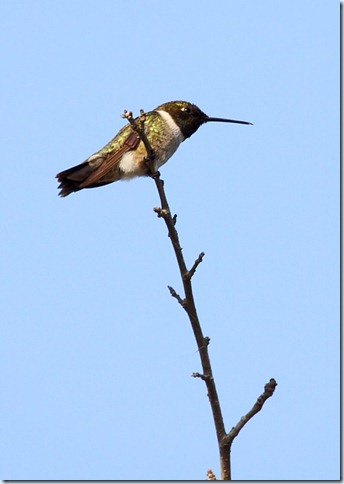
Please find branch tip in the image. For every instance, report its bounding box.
[223,377,278,447]
[184,251,205,280]
[206,469,217,480]
[121,109,132,120]
[264,378,278,395]
[167,285,186,307]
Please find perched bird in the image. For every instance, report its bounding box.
[56,100,252,197]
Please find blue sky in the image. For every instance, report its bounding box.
[1,0,339,480]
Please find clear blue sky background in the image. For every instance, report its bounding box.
[1,0,339,480]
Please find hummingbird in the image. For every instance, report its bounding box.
[56,100,252,197]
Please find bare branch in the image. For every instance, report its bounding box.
[223,378,278,447]
[167,285,186,308]
[184,251,205,281]
[124,108,277,481]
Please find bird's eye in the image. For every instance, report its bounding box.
[181,106,191,113]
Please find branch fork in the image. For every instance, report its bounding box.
[222,378,278,447]
[184,252,205,281]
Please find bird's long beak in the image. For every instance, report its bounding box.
[206,116,253,125]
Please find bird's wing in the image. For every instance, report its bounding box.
[79,130,140,188]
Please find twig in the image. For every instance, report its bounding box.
[224,378,278,446]
[217,378,277,480]
[121,109,156,171]
[167,285,186,308]
[184,252,205,281]
[192,372,211,381]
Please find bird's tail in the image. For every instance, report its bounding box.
[56,162,96,197]
[56,160,113,197]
